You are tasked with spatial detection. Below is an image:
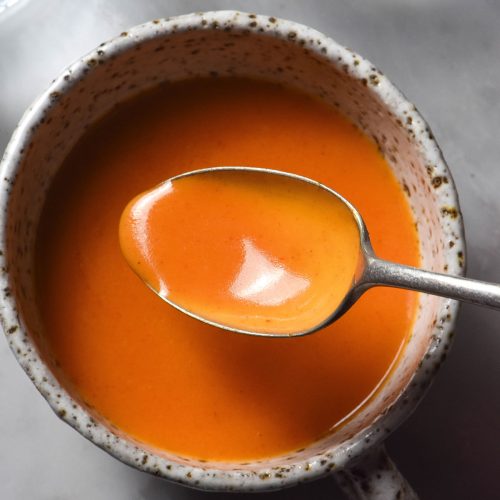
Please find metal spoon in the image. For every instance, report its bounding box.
[123,166,500,338]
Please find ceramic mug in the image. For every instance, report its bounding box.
[0,11,464,499]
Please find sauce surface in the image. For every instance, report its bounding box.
[36,78,419,461]
[119,170,361,335]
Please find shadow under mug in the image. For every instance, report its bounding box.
[0,10,464,499]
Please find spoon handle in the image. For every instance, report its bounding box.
[364,257,500,309]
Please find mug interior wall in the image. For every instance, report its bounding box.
[5,24,456,471]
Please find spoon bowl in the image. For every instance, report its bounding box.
[120,167,368,337]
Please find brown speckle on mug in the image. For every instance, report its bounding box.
[440,206,459,219]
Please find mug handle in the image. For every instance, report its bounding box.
[333,444,418,499]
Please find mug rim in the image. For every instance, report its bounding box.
[0,10,464,492]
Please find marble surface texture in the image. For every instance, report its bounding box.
[0,1,499,499]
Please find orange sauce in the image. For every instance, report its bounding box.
[36,78,419,461]
[119,169,361,335]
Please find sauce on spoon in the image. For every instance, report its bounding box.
[119,168,361,335]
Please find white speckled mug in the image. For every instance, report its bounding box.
[0,11,464,499]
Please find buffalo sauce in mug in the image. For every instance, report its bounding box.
[36,78,419,461]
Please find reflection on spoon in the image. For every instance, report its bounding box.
[230,238,310,307]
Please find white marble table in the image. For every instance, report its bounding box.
[1,1,499,498]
